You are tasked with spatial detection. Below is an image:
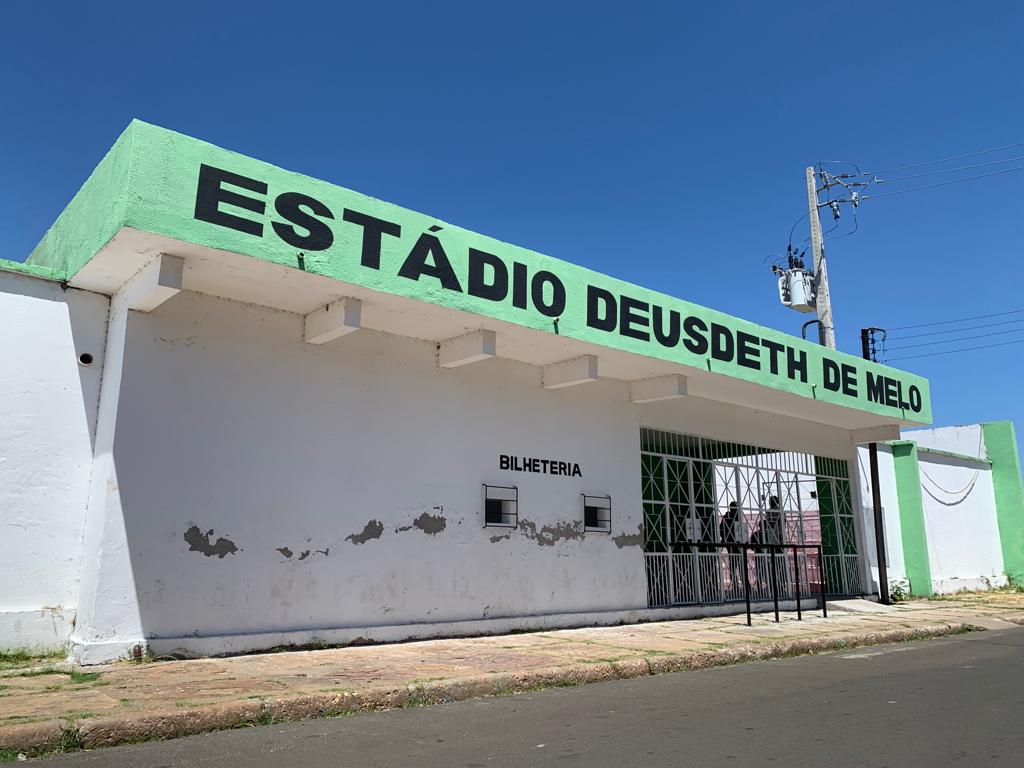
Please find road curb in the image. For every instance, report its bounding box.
[0,621,978,756]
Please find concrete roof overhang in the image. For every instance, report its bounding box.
[24,120,932,439]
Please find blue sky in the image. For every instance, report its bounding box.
[2,2,1022,445]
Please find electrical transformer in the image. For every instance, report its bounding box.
[777,268,816,313]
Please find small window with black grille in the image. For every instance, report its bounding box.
[582,494,611,533]
[483,484,518,528]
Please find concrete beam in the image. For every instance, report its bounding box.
[124,254,184,312]
[630,374,688,404]
[439,330,497,368]
[304,298,361,344]
[851,424,901,444]
[543,355,599,390]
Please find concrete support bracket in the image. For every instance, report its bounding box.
[304,298,361,344]
[542,355,599,389]
[630,374,688,404]
[438,330,497,368]
[124,254,184,312]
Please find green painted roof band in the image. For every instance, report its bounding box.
[27,120,931,424]
[26,123,134,277]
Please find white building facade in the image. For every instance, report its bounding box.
[2,121,981,664]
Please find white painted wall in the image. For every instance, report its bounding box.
[856,444,906,593]
[900,424,1004,593]
[905,424,987,461]
[918,451,1004,592]
[0,271,108,649]
[858,432,1006,596]
[108,290,647,646]
[105,290,862,657]
[1,273,867,660]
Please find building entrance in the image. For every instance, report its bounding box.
[640,428,861,607]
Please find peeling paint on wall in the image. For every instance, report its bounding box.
[345,520,384,545]
[183,526,238,558]
[396,512,447,536]
[517,519,585,547]
[489,533,511,543]
[276,545,329,561]
[612,525,644,549]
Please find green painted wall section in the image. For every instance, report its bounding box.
[25,125,135,279]
[891,441,933,596]
[26,120,931,423]
[982,421,1024,584]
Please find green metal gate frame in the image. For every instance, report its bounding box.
[640,428,861,600]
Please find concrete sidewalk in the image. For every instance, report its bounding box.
[3,594,1024,757]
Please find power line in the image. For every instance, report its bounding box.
[786,210,809,249]
[822,208,858,243]
[877,153,1024,183]
[857,139,1024,176]
[862,165,1024,199]
[889,316,1024,340]
[886,337,1024,362]
[886,326,1024,351]
[887,307,1024,331]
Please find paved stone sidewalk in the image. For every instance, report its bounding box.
[2,595,1023,756]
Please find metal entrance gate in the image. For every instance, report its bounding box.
[640,428,861,607]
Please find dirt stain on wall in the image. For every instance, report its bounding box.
[396,512,447,536]
[612,525,644,549]
[184,526,239,558]
[346,520,384,545]
[517,519,585,547]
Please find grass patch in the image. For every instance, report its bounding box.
[5,667,64,679]
[55,725,84,754]
[1,714,48,725]
[0,748,25,763]
[407,676,448,685]
[0,649,64,672]
[255,709,275,727]
[5,668,103,689]
[60,712,96,723]
[405,691,431,708]
[68,670,102,685]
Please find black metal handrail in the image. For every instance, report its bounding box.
[667,541,828,626]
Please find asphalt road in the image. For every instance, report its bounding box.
[45,628,1024,767]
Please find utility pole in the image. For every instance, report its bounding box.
[861,327,890,605]
[806,167,836,349]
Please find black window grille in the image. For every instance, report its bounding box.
[583,494,612,533]
[483,484,518,528]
